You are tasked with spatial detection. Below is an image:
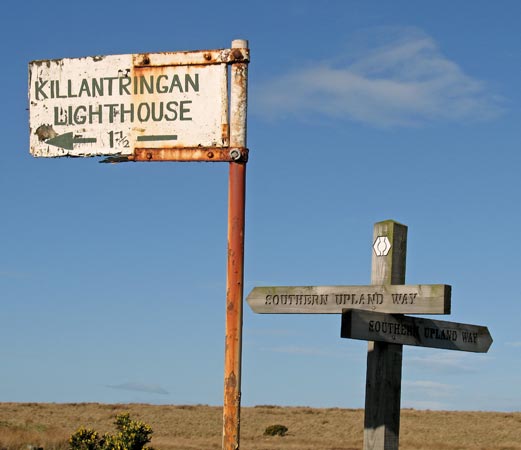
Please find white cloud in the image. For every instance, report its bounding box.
[402,380,458,410]
[404,380,457,397]
[406,349,490,374]
[506,341,521,347]
[254,27,503,127]
[266,345,345,358]
[107,382,169,395]
[0,270,32,279]
[246,328,297,337]
[402,400,449,410]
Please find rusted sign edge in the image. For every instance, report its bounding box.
[133,48,250,68]
[30,44,249,160]
[30,48,250,69]
[128,147,249,163]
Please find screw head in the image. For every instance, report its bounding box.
[229,149,242,161]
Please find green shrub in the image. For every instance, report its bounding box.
[69,427,99,450]
[263,424,288,437]
[69,413,154,450]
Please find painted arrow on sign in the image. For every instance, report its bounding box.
[46,132,97,150]
[341,310,493,353]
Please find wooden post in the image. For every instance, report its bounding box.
[364,220,407,450]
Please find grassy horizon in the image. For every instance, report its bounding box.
[0,402,520,450]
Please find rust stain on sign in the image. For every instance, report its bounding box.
[34,124,57,141]
[132,147,248,163]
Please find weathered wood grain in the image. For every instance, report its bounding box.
[364,220,407,450]
[246,284,450,314]
[342,310,493,353]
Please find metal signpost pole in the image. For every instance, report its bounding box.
[30,39,250,450]
[223,39,248,450]
[246,217,491,449]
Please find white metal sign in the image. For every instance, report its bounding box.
[29,51,234,157]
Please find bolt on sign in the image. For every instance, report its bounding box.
[29,48,248,159]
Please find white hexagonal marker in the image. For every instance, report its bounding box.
[373,236,391,256]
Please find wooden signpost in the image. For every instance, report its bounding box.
[340,221,493,450]
[247,220,493,450]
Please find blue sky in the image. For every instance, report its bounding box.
[1,0,520,412]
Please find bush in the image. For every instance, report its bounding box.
[69,413,154,450]
[263,424,288,437]
[69,427,99,450]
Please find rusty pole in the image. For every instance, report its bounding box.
[223,39,248,450]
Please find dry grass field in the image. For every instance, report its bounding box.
[0,403,520,450]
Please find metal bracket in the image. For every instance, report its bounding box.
[132,48,250,68]
[129,147,248,163]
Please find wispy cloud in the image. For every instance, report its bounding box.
[506,342,521,347]
[107,382,169,395]
[247,328,297,337]
[403,379,456,410]
[404,380,457,397]
[406,350,490,374]
[254,27,503,127]
[0,270,33,280]
[402,400,449,410]
[406,351,492,374]
[265,345,346,358]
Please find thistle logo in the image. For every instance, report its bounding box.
[373,236,391,256]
